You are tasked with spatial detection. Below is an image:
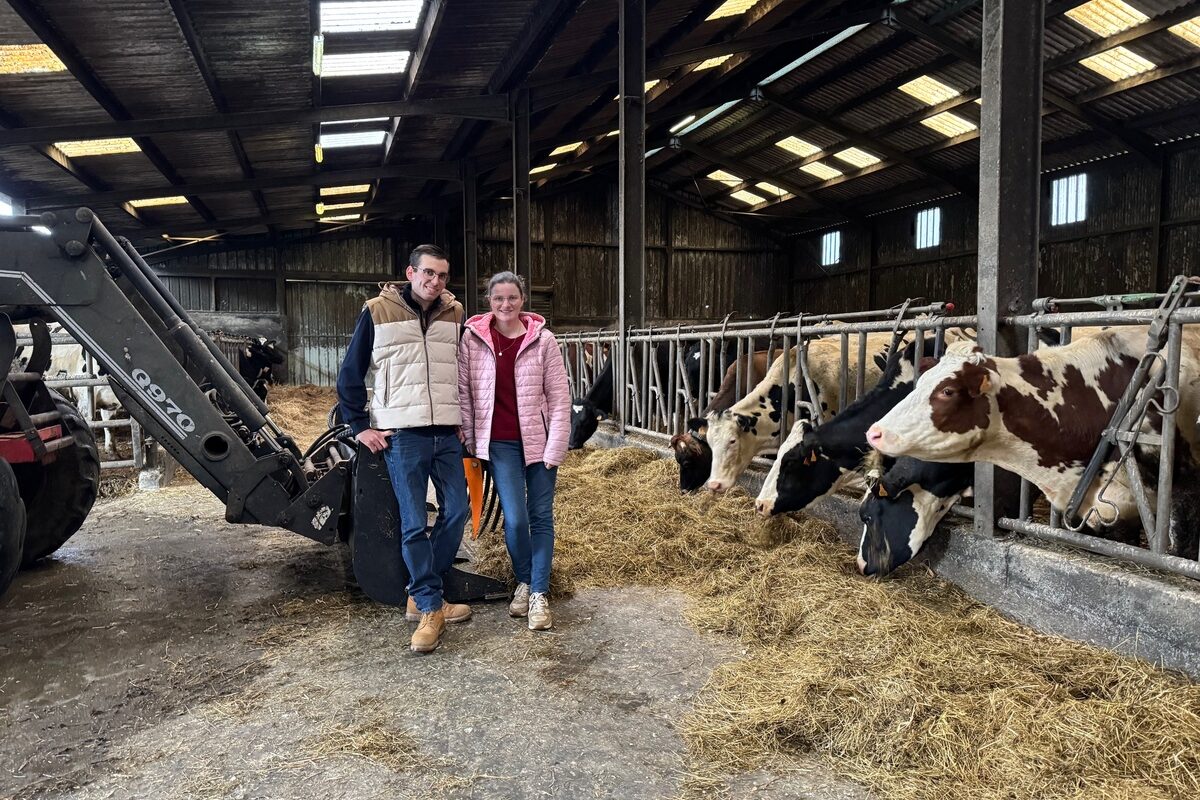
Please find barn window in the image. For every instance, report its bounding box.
[1051,173,1088,225]
[821,231,841,266]
[915,207,942,249]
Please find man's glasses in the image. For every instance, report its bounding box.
[416,266,449,283]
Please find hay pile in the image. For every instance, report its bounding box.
[267,385,338,451]
[474,446,1200,800]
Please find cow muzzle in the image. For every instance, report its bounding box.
[866,425,888,451]
[706,479,727,493]
[755,497,773,516]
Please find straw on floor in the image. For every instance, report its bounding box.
[472,446,1200,800]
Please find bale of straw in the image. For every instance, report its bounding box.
[475,446,1200,800]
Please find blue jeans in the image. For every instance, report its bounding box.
[382,429,468,613]
[488,440,557,594]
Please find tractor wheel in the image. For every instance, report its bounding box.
[17,390,100,567]
[0,459,27,598]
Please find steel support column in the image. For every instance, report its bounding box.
[618,0,646,433]
[462,160,480,317]
[512,89,532,307]
[974,0,1044,538]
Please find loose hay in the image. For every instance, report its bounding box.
[473,446,1200,800]
[267,384,339,452]
[303,699,424,772]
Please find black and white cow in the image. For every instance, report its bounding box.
[569,356,614,450]
[867,328,1200,556]
[855,454,973,577]
[670,349,771,492]
[755,334,943,515]
[238,337,285,401]
[702,333,898,493]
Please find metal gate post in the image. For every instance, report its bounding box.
[974,0,1044,539]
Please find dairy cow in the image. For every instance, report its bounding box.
[239,337,285,401]
[755,335,944,515]
[702,332,899,493]
[670,350,771,492]
[568,344,683,449]
[855,454,973,577]
[867,329,1200,556]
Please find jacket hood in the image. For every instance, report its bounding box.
[464,311,547,352]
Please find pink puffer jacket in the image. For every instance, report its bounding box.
[457,312,572,466]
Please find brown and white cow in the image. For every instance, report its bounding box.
[867,328,1200,551]
[703,332,897,492]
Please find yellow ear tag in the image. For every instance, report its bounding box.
[877,484,889,497]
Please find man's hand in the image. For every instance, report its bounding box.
[456,427,466,445]
[356,428,393,453]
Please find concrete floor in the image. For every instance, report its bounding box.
[0,483,869,800]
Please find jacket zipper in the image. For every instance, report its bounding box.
[422,319,435,424]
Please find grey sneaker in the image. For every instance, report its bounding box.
[528,592,553,631]
[509,583,530,617]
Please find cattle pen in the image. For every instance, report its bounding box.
[5,0,1200,798]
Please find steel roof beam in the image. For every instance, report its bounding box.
[26,160,461,208]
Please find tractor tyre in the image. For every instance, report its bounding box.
[0,459,27,598]
[18,390,100,567]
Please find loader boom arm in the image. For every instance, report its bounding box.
[0,209,348,543]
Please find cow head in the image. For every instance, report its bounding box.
[569,398,606,450]
[766,428,845,515]
[245,337,286,365]
[857,458,972,577]
[671,417,712,493]
[702,410,760,493]
[867,347,995,462]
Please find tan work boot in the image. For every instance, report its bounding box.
[410,608,446,653]
[406,596,471,623]
[528,592,553,631]
[509,582,530,617]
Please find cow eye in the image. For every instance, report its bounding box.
[940,387,955,398]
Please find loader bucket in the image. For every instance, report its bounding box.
[349,444,507,607]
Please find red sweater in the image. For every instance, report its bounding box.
[490,328,522,441]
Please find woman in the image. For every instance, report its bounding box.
[458,271,572,630]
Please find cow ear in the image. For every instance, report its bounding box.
[595,410,607,421]
[734,413,755,432]
[967,371,993,398]
[918,356,939,373]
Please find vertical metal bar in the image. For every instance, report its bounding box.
[735,336,745,403]
[461,159,479,318]
[131,417,144,469]
[856,332,867,400]
[1019,324,1040,521]
[838,332,849,412]
[974,0,1044,541]
[913,325,924,380]
[778,334,790,446]
[1154,321,1182,554]
[512,89,532,309]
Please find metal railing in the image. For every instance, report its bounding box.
[560,284,1200,582]
[15,333,145,470]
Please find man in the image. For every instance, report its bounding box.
[336,244,470,654]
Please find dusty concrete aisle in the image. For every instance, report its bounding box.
[0,485,868,800]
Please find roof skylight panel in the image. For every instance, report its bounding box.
[799,162,843,180]
[1170,18,1200,48]
[707,0,762,21]
[320,184,372,196]
[669,115,696,133]
[613,80,661,100]
[754,182,788,198]
[728,189,765,205]
[129,196,189,208]
[321,51,410,77]
[1079,46,1156,81]
[898,75,961,106]
[707,169,743,186]
[920,112,977,138]
[320,1,423,32]
[1064,0,1148,36]
[315,201,365,214]
[0,44,66,74]
[834,147,881,168]
[319,214,362,222]
[319,130,388,148]
[695,54,733,71]
[775,136,820,157]
[549,142,583,157]
[55,138,141,157]
[530,164,557,175]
